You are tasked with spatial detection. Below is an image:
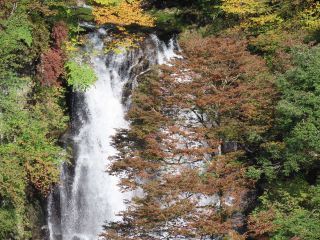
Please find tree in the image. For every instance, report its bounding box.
[220,0,282,33]
[65,60,97,91]
[279,46,320,173]
[246,45,320,240]
[103,33,275,239]
[248,178,320,239]
[92,0,154,29]
[91,0,154,52]
[249,46,320,180]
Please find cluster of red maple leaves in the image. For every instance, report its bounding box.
[37,21,68,86]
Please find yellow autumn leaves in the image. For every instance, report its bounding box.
[220,0,282,31]
[299,2,320,32]
[221,0,268,16]
[92,0,154,53]
[92,0,154,29]
[221,0,320,33]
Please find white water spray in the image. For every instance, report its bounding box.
[48,31,179,240]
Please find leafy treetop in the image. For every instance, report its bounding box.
[92,0,155,29]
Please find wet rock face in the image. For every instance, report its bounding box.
[222,141,238,154]
[111,35,180,105]
[230,189,259,235]
[120,39,158,105]
[232,212,246,232]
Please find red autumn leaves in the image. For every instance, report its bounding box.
[37,21,68,86]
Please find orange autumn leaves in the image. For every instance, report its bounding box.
[103,34,275,239]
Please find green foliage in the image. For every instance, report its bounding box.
[251,179,320,239]
[276,46,320,174]
[248,45,320,239]
[273,208,320,240]
[0,70,68,237]
[248,46,320,183]
[246,166,263,180]
[150,8,186,32]
[0,1,71,238]
[65,61,97,91]
[72,7,95,22]
[0,12,33,70]
[0,208,17,239]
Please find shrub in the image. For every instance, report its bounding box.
[51,21,69,48]
[65,61,97,91]
[38,49,64,86]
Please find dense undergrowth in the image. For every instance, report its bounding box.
[1,0,320,239]
[0,0,96,238]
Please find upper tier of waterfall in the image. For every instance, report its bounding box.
[47,29,180,240]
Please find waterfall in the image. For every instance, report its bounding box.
[48,29,180,240]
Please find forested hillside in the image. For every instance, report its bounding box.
[0,0,319,239]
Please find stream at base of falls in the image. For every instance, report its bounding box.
[47,29,180,240]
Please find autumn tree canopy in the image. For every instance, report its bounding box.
[102,33,275,239]
[92,0,154,29]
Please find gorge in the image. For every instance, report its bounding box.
[1,1,320,239]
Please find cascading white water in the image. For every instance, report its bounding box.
[48,30,179,240]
